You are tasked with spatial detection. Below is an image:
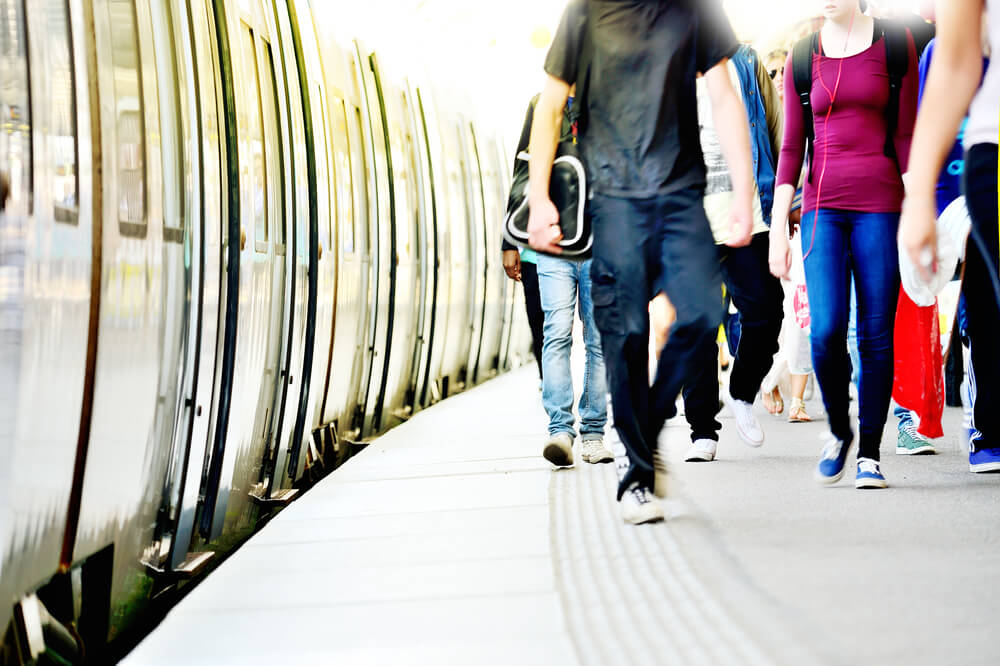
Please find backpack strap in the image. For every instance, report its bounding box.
[791,32,819,183]
[876,18,909,173]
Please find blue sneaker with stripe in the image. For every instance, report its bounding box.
[856,458,888,489]
[815,432,852,485]
[969,447,1000,473]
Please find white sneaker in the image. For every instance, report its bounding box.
[581,438,613,463]
[722,388,764,447]
[684,438,718,462]
[621,482,664,525]
[543,432,574,467]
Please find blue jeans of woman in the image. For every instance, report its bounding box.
[800,209,900,460]
[536,254,607,440]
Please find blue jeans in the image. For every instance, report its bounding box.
[801,209,900,460]
[536,254,607,439]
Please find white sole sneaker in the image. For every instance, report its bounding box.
[721,388,764,447]
[684,439,717,462]
[622,501,665,525]
[543,434,574,467]
[895,443,936,455]
[581,440,614,463]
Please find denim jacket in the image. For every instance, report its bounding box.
[731,45,781,226]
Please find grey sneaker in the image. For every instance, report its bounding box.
[543,432,574,467]
[581,437,613,463]
[896,423,936,455]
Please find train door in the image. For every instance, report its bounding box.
[142,0,223,575]
[458,120,489,387]
[404,80,438,412]
[472,125,506,382]
[494,136,518,371]
[367,55,420,428]
[0,0,96,636]
[413,88,454,403]
[352,41,395,437]
[270,0,326,489]
[198,0,287,540]
[318,87,370,442]
[435,112,473,394]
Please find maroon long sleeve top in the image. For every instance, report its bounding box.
[776,32,918,214]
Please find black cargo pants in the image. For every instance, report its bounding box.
[589,187,724,499]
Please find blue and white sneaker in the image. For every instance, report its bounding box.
[855,458,888,489]
[969,448,1000,473]
[815,432,852,485]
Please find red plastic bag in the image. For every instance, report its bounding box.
[892,290,944,439]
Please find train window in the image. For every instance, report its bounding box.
[259,40,284,253]
[109,0,147,236]
[238,24,266,253]
[0,0,32,214]
[316,83,334,254]
[33,0,79,225]
[330,98,354,254]
[150,0,185,243]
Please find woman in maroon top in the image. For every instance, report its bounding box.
[769,0,918,489]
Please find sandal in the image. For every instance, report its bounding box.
[788,398,812,423]
[761,387,784,415]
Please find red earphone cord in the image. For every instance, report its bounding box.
[803,9,856,261]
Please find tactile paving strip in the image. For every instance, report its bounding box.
[549,434,825,666]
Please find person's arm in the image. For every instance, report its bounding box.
[899,0,984,277]
[754,55,783,164]
[503,96,541,271]
[894,32,920,176]
[769,51,808,278]
[527,75,571,253]
[704,58,753,248]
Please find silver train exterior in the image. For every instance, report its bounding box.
[0,0,531,660]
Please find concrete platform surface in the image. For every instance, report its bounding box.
[124,362,1000,666]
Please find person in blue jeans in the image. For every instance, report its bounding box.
[770,2,919,489]
[506,92,611,467]
[536,254,610,466]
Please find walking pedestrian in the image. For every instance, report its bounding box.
[529,0,754,523]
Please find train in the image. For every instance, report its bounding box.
[0,0,529,661]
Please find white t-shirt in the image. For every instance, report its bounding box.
[696,64,769,245]
[965,4,1000,148]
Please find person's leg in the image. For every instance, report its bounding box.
[520,259,545,381]
[849,211,900,465]
[962,144,1000,469]
[536,254,579,441]
[723,233,785,403]
[801,209,853,445]
[648,189,725,454]
[848,279,861,391]
[576,258,609,443]
[589,194,657,496]
[681,333,722,458]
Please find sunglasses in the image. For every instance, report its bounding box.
[768,66,785,80]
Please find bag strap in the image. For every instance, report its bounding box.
[876,18,909,173]
[791,32,819,183]
[570,0,593,139]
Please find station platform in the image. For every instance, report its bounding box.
[125,362,998,665]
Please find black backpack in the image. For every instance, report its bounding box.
[791,18,910,182]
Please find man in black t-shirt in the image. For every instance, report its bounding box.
[527,0,755,524]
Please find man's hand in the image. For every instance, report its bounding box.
[527,198,563,254]
[502,249,522,281]
[768,226,792,279]
[725,196,753,248]
[899,193,939,283]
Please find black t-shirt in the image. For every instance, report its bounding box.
[544,0,739,198]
